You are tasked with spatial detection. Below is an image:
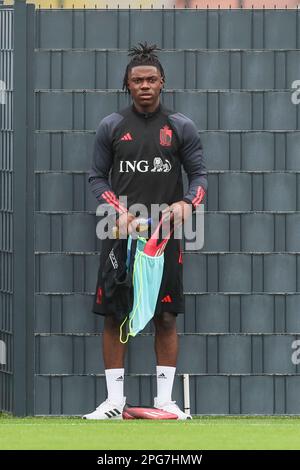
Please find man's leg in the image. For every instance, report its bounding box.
[153,311,178,366]
[82,315,127,419]
[103,315,127,369]
[152,312,191,419]
[153,311,178,404]
[102,315,127,405]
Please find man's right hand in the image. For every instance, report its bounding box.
[116,212,136,238]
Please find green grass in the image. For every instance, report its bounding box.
[1,414,300,450]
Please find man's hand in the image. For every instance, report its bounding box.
[116,211,136,237]
[128,217,150,236]
[162,201,192,227]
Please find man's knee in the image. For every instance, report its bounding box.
[104,315,122,333]
[153,312,177,334]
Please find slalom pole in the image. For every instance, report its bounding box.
[183,373,191,415]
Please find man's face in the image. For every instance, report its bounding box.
[127,65,164,109]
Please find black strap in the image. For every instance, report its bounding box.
[127,237,138,276]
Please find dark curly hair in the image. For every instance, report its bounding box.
[122,42,165,94]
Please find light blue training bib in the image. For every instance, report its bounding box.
[120,236,164,343]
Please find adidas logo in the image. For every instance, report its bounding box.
[116,376,124,381]
[161,295,172,303]
[121,132,133,141]
[105,409,122,418]
[158,373,167,379]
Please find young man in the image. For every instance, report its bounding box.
[83,42,207,420]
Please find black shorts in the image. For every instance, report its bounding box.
[92,236,184,317]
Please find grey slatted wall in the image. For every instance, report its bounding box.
[0,5,13,413]
[0,0,35,416]
[34,8,300,415]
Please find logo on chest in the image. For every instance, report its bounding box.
[119,157,172,173]
[160,125,172,147]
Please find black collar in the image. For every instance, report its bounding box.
[132,102,161,119]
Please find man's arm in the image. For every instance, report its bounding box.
[180,117,207,209]
[164,113,208,225]
[89,116,128,215]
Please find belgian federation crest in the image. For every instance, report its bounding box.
[160,125,172,147]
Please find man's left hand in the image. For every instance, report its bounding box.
[162,200,192,227]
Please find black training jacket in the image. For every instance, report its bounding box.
[89,102,207,214]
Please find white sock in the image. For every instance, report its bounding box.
[156,365,176,404]
[105,368,125,405]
